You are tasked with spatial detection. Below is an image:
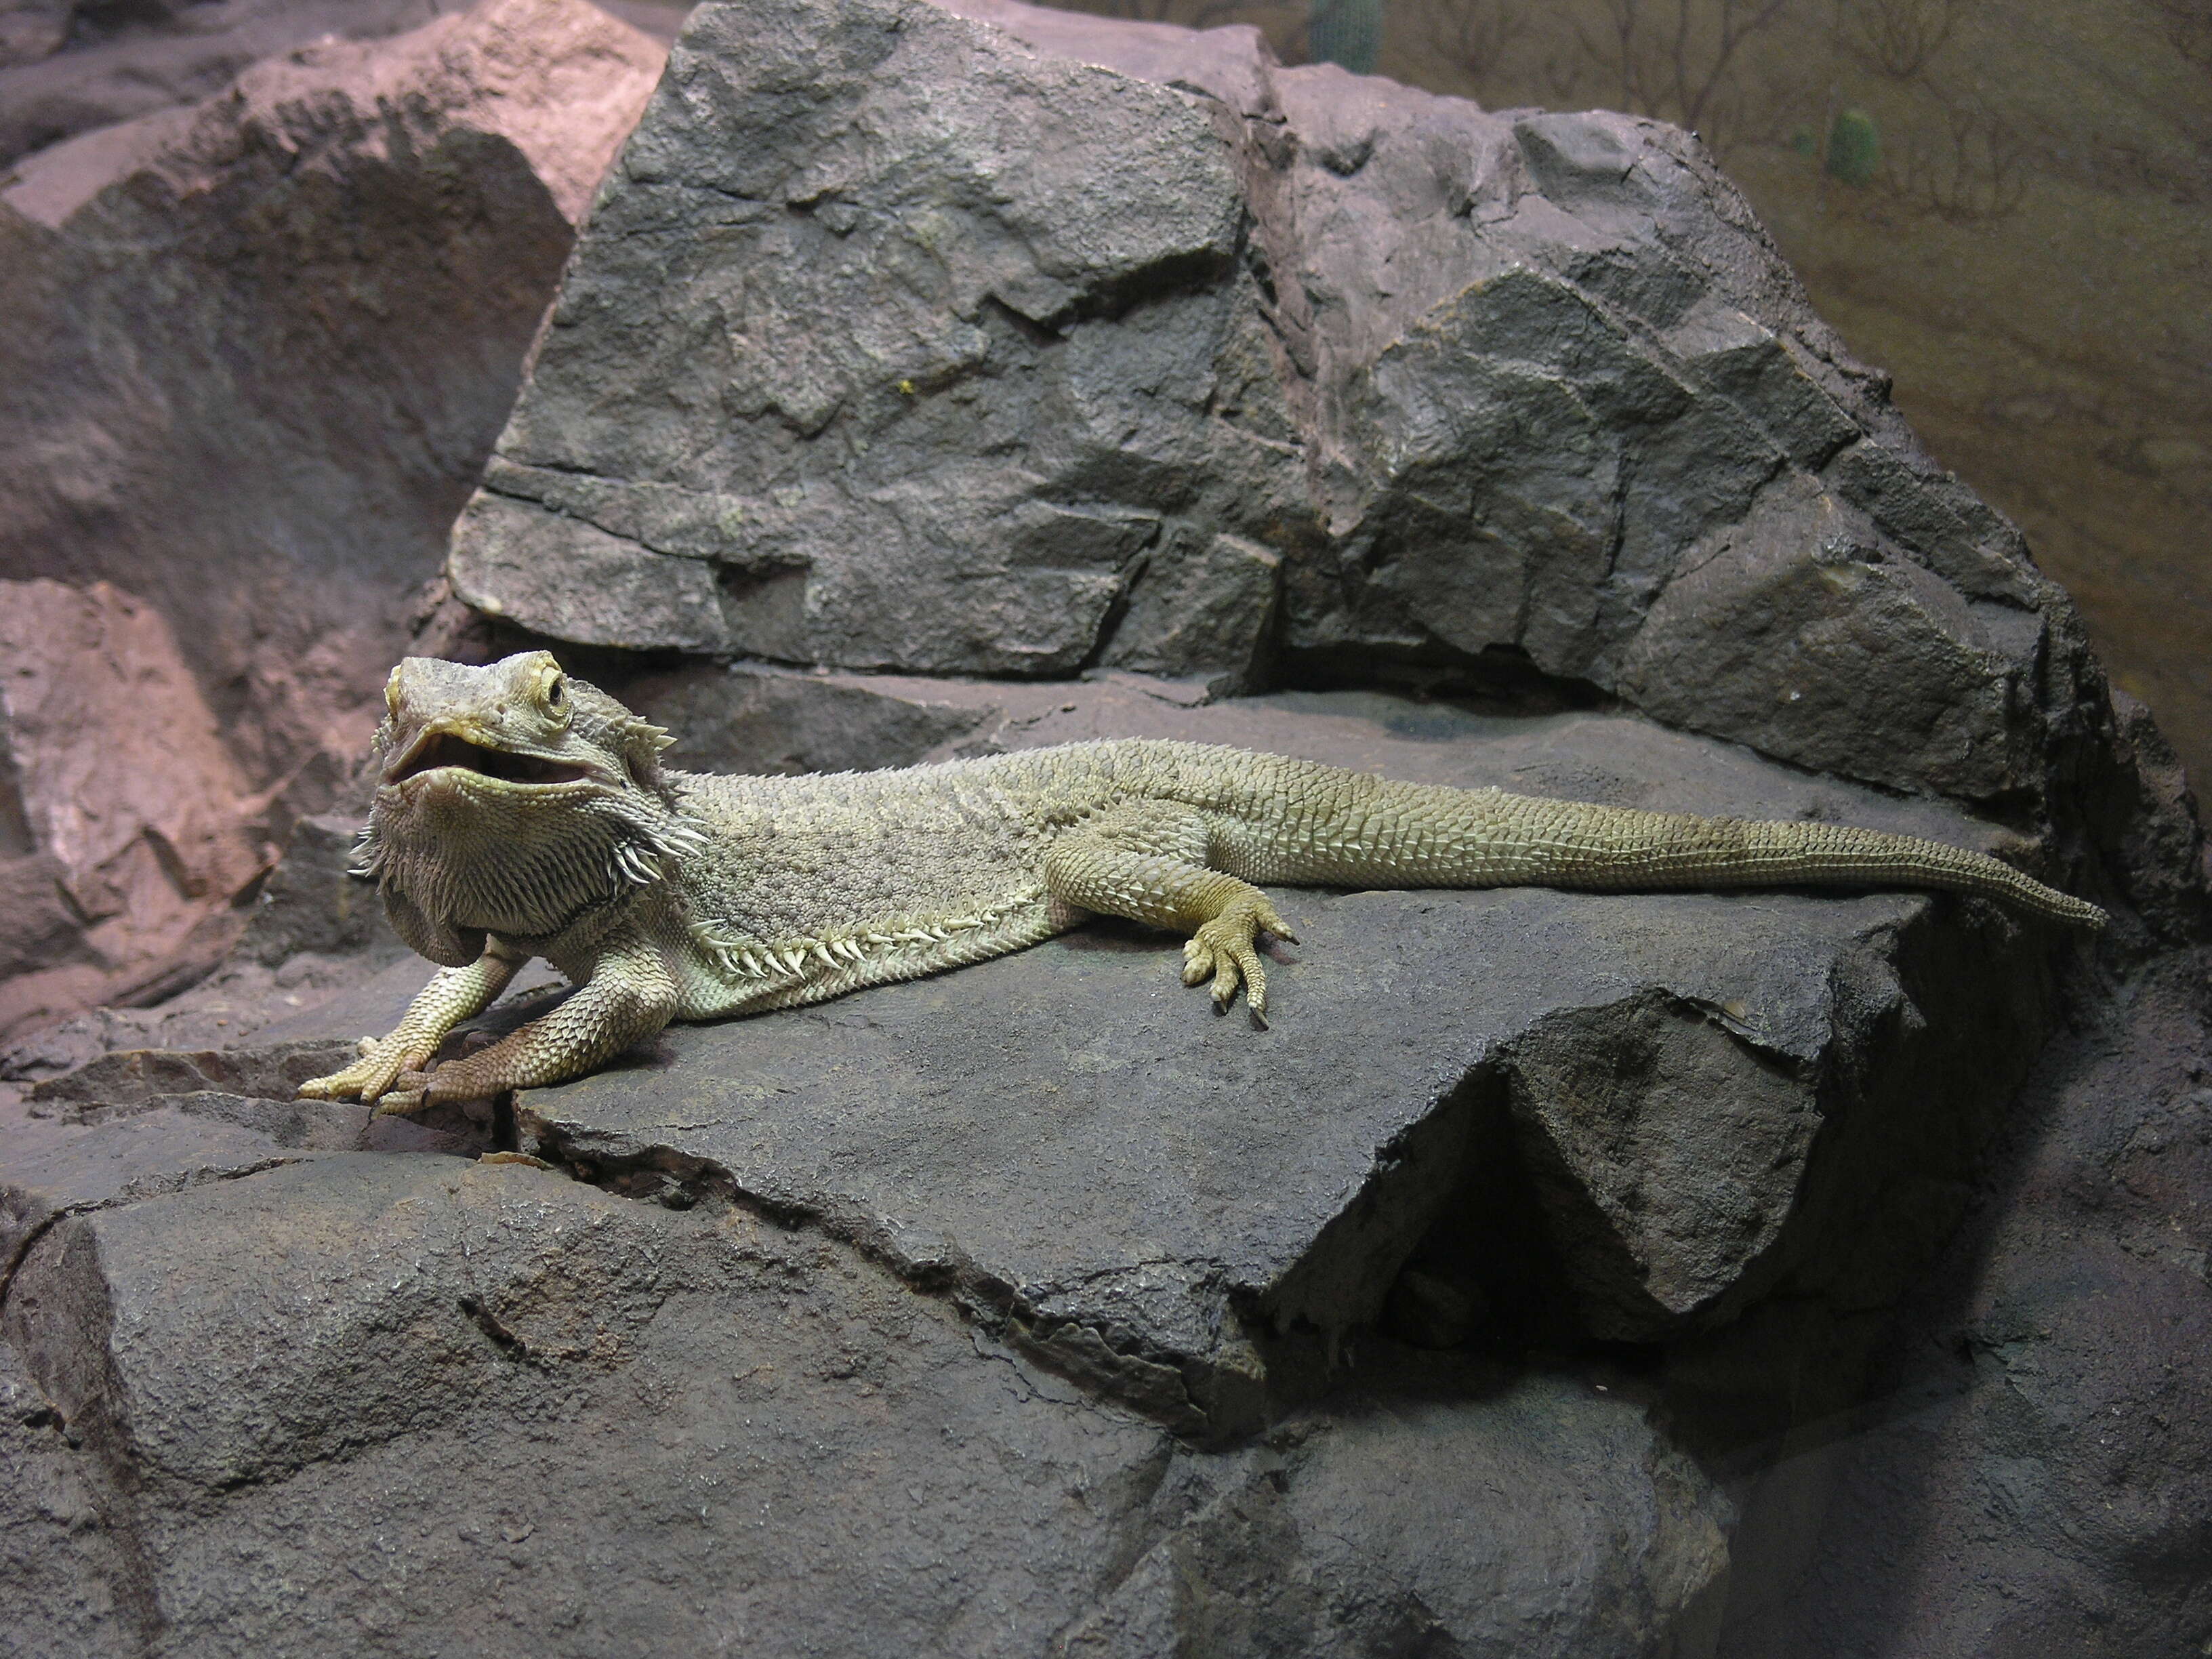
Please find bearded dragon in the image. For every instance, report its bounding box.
[298,651,2107,1111]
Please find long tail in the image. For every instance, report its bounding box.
[1222,764,2108,930]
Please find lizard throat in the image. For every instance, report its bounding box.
[365,781,707,942]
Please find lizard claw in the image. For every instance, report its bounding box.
[1181,900,1288,1020]
[302,1041,426,1104]
[373,1071,435,1117]
[377,1061,514,1115]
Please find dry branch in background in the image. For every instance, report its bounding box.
[1830,0,1977,81]
[1563,0,1807,157]
[2155,0,2212,66]
[1870,84,2031,222]
[1424,0,1528,87]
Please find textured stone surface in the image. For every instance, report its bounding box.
[0,581,270,1042]
[0,0,665,1033]
[1,0,2202,1641]
[0,0,444,162]
[1,676,2191,1654]
[234,811,408,970]
[1707,947,2212,1655]
[450,0,2140,881]
[25,1037,366,1111]
[0,0,688,165]
[0,1143,1730,1657]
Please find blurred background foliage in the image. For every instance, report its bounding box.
[1053,0,2212,793]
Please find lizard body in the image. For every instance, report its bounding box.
[300,652,2106,1111]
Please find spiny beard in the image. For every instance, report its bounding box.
[359,778,706,941]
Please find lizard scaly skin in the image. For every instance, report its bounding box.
[299,652,2107,1112]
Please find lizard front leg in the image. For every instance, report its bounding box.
[371,933,681,1113]
[1044,807,1297,1018]
[298,947,527,1103]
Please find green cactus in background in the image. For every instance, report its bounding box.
[1825,107,1881,187]
[1308,0,1383,74]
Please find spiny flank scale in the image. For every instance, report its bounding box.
[298,653,2106,1111]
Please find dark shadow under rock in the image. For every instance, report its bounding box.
[1705,947,2212,1657]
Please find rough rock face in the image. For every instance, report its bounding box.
[0,0,666,1035]
[4,0,2205,1647]
[3,665,2200,1651]
[1,1063,1730,1656]
[449,0,2186,941]
[0,0,447,163]
[0,581,270,1040]
[1708,947,2212,1658]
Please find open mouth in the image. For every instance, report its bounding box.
[387,731,595,787]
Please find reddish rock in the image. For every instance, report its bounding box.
[0,581,268,1039]
[0,0,667,1035]
[0,0,687,167]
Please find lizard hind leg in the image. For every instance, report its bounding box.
[1044,804,1298,1019]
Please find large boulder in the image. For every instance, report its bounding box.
[3,0,2204,1647]
[1,675,2121,1652]
[0,0,667,1036]
[1,1114,1732,1656]
[446,0,2198,953]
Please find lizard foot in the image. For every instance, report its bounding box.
[300,1040,432,1104]
[1181,899,1297,1020]
[372,1064,506,1116]
[372,1071,434,1116]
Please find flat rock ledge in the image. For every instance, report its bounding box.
[517,683,2072,1435]
[0,685,2076,1654]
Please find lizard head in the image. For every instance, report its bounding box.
[373,651,666,799]
[356,653,700,952]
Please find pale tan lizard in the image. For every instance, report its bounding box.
[298,651,2106,1112]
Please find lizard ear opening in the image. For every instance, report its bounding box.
[559,676,675,792]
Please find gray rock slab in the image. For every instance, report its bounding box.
[449,0,2129,855]
[1062,1363,1731,1657]
[516,689,2072,1431]
[0,1102,354,1294]
[2,1151,1728,1657]
[0,1334,151,1658]
[26,1037,365,1111]
[1,958,580,1259]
